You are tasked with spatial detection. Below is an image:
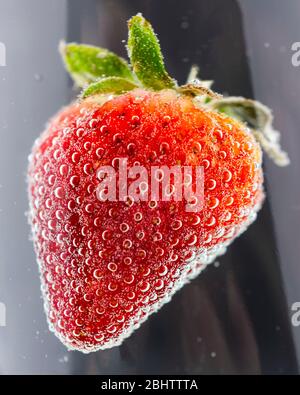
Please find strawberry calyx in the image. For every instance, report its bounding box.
[60,13,290,167]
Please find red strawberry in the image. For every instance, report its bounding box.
[27,14,288,352]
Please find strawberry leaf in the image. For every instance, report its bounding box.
[127,14,176,90]
[60,42,135,87]
[82,77,139,98]
[210,97,290,166]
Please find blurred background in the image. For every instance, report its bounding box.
[0,0,300,374]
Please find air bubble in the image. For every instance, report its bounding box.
[70,175,79,188]
[113,133,121,143]
[85,203,93,213]
[160,142,170,154]
[124,257,132,265]
[47,219,56,230]
[207,179,216,190]
[94,334,104,342]
[127,291,135,300]
[124,274,135,284]
[134,212,143,222]
[171,219,182,230]
[110,300,118,308]
[107,325,116,334]
[54,210,63,221]
[204,233,212,243]
[89,119,97,128]
[102,230,111,240]
[43,163,50,173]
[209,197,219,209]
[48,174,55,185]
[83,163,93,175]
[76,128,84,138]
[39,211,45,221]
[140,281,150,293]
[149,200,158,209]
[223,169,232,182]
[67,199,75,211]
[54,186,64,199]
[85,257,92,266]
[96,147,104,158]
[187,234,197,246]
[206,217,216,227]
[152,217,161,225]
[158,265,168,276]
[223,211,232,221]
[123,239,132,249]
[156,247,165,256]
[219,150,227,159]
[191,215,201,225]
[108,282,117,292]
[136,231,145,240]
[100,125,107,133]
[94,217,101,227]
[127,143,135,154]
[75,319,83,327]
[53,149,61,160]
[131,115,140,123]
[93,269,101,280]
[58,319,65,329]
[83,293,91,302]
[96,307,105,315]
[155,279,164,290]
[202,159,210,169]
[138,249,147,259]
[125,305,133,313]
[120,223,129,232]
[108,262,117,272]
[142,267,151,277]
[84,141,91,151]
[224,196,234,206]
[153,232,162,242]
[214,129,223,139]
[81,226,87,236]
[72,152,80,163]
[59,164,69,176]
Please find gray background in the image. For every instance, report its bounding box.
[0,0,299,374]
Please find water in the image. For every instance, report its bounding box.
[0,0,299,374]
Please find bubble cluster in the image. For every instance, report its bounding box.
[27,89,264,352]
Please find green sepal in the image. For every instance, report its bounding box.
[178,82,221,99]
[60,42,135,87]
[127,14,176,90]
[82,77,139,98]
[209,97,290,166]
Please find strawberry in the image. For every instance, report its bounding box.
[27,14,289,352]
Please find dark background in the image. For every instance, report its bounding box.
[0,0,299,374]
